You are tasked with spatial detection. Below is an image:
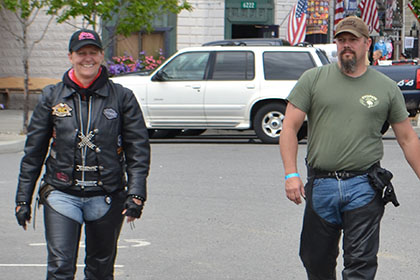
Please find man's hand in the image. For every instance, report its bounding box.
[122,196,144,223]
[15,204,31,230]
[285,177,305,205]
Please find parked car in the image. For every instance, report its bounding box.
[111,45,329,143]
[202,38,290,46]
[372,62,420,117]
[313,43,338,63]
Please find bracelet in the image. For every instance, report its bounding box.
[285,173,300,180]
[129,194,145,202]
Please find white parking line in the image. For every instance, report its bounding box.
[29,239,150,248]
[0,264,124,267]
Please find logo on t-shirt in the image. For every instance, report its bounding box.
[359,95,379,108]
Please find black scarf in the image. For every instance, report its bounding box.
[63,65,109,99]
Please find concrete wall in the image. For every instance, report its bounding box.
[0,8,80,79]
[176,0,225,49]
[176,0,295,49]
[1,0,415,81]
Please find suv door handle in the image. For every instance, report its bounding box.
[246,84,255,89]
[191,85,201,89]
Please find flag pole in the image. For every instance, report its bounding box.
[280,8,293,27]
[330,0,335,43]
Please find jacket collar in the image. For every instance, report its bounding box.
[62,65,110,98]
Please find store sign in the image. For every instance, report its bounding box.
[241,1,256,9]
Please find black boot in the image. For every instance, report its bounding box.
[44,202,82,280]
[84,193,125,280]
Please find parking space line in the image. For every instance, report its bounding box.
[0,264,124,267]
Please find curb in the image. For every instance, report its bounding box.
[0,136,26,154]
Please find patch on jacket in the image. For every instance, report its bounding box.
[56,172,69,182]
[52,103,72,117]
[103,108,118,120]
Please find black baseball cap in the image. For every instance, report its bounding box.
[69,29,103,52]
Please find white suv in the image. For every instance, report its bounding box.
[112,45,329,143]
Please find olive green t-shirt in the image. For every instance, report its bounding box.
[287,63,408,171]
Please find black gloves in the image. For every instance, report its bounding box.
[123,196,144,219]
[15,203,31,228]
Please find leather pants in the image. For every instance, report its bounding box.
[43,192,125,280]
[300,178,385,280]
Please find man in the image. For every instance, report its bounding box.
[15,29,150,279]
[280,16,420,279]
[371,49,382,65]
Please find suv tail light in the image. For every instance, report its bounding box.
[417,69,420,89]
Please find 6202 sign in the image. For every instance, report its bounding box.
[241,1,256,9]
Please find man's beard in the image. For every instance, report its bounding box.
[339,50,357,73]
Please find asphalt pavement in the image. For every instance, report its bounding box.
[2,109,420,279]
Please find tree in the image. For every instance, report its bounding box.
[0,0,192,134]
[47,0,193,35]
[0,0,54,134]
[409,0,420,23]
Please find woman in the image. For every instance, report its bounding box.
[14,29,150,279]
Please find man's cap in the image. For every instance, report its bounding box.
[334,16,370,39]
[69,29,103,52]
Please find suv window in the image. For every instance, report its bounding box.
[159,52,210,81]
[316,49,330,65]
[210,51,254,80]
[263,52,316,80]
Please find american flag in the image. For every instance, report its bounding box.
[334,0,345,31]
[358,0,379,33]
[287,0,308,46]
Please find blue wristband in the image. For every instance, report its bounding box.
[285,173,300,180]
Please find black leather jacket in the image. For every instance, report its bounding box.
[16,77,150,204]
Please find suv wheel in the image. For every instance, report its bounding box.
[253,103,307,144]
[253,103,286,144]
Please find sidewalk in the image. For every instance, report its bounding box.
[0,110,28,154]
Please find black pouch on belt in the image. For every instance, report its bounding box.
[367,164,400,207]
[38,182,56,205]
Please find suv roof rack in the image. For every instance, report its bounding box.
[202,38,291,47]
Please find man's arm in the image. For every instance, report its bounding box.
[391,118,420,179]
[279,102,307,204]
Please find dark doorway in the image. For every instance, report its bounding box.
[232,24,279,39]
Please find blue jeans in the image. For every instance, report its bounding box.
[46,190,111,224]
[311,174,376,225]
